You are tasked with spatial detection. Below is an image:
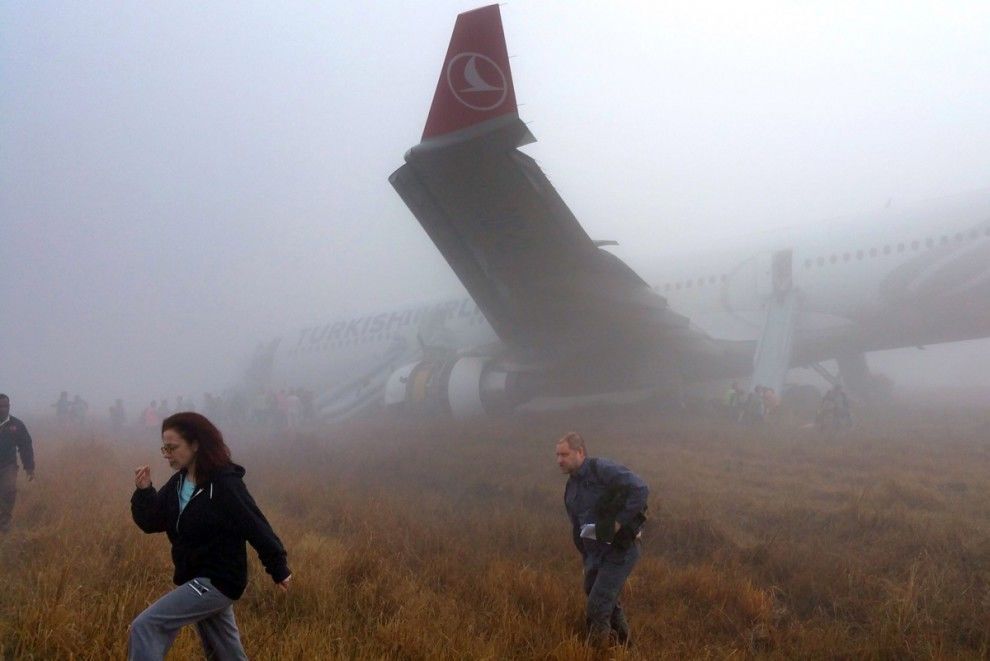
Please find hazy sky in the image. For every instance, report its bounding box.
[3,2,990,412]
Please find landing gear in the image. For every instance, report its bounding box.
[835,352,892,403]
[808,353,891,403]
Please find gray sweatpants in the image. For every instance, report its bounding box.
[128,577,247,661]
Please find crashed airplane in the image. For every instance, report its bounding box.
[246,5,990,421]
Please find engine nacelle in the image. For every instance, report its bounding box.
[384,356,532,418]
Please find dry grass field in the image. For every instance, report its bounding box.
[3,401,990,659]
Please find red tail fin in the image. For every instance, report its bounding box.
[422,5,517,140]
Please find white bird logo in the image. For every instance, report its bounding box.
[446,52,508,111]
[461,55,502,93]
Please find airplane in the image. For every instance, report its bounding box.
[245,4,990,422]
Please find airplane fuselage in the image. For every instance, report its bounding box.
[653,190,990,362]
[256,190,990,418]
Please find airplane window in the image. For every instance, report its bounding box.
[697,278,704,287]
[804,259,812,268]
[664,284,670,291]
[897,243,905,253]
[955,232,964,242]
[911,240,919,250]
[817,256,825,266]
[829,255,837,264]
[969,229,979,239]
[926,238,934,248]
[856,250,864,259]
[984,227,990,237]
[870,248,877,257]
[721,275,728,283]
[686,280,693,288]
[843,253,850,262]
[675,283,681,290]
[709,276,716,284]
[883,245,891,255]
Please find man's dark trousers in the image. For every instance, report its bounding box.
[583,543,639,643]
[0,464,17,533]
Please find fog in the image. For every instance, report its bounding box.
[3,1,990,414]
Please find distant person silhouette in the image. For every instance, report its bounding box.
[110,399,127,435]
[142,401,160,436]
[52,391,70,426]
[817,384,852,433]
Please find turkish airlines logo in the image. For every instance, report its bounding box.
[446,52,507,111]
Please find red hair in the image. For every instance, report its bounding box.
[162,412,232,480]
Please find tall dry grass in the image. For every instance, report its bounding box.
[2,402,990,659]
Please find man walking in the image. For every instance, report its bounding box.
[556,432,648,648]
[0,394,35,533]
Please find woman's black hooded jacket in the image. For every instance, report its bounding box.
[131,463,290,599]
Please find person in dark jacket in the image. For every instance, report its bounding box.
[129,412,291,660]
[0,394,35,534]
[557,431,648,648]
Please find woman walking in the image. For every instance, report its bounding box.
[129,412,291,660]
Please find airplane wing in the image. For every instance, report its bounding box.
[389,5,702,359]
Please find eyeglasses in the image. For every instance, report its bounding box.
[160,444,181,456]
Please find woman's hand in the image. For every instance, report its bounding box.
[134,465,152,490]
[276,574,292,592]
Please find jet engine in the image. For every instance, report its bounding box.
[384,356,537,418]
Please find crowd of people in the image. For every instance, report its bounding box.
[51,391,89,427]
[58,380,855,439]
[161,389,318,433]
[51,388,322,438]
[719,381,854,433]
[723,382,781,424]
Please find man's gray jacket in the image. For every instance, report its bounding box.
[564,457,648,562]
